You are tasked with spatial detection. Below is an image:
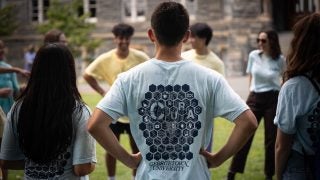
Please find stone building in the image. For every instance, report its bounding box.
[0,0,319,76]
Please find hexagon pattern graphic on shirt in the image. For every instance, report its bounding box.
[25,151,71,179]
[138,84,202,161]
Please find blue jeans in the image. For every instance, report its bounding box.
[282,150,312,180]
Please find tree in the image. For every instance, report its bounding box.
[37,0,101,60]
[0,4,18,36]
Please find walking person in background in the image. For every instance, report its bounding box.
[182,22,225,152]
[87,2,257,180]
[275,12,320,180]
[0,40,20,114]
[23,44,36,72]
[227,29,286,180]
[83,23,149,180]
[0,43,96,179]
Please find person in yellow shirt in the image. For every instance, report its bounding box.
[83,23,149,180]
[182,22,225,75]
[182,22,225,152]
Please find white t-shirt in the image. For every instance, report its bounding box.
[246,50,285,92]
[274,76,320,155]
[97,58,248,180]
[0,103,97,180]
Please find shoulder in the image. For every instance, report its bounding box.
[181,49,195,58]
[249,49,261,57]
[129,48,149,59]
[278,54,286,63]
[208,51,224,63]
[73,102,91,124]
[281,76,313,97]
[94,49,116,61]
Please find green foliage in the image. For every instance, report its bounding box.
[0,4,18,36]
[36,0,101,58]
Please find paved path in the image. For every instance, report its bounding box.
[78,75,250,100]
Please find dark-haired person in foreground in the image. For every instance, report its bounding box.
[83,23,149,180]
[275,12,320,180]
[0,43,96,179]
[88,2,257,180]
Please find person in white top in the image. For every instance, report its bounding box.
[87,2,257,180]
[227,30,286,180]
[275,12,320,180]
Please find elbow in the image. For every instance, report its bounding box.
[245,116,258,135]
[74,163,95,176]
[250,119,258,132]
[87,114,96,135]
[247,111,258,133]
[83,73,90,82]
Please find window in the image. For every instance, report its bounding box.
[82,0,97,23]
[122,0,146,22]
[180,0,197,20]
[31,0,50,23]
[0,0,7,8]
[295,0,316,12]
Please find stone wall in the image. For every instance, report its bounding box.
[0,0,272,77]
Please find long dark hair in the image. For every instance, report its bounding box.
[12,43,83,163]
[260,29,282,60]
[284,13,320,82]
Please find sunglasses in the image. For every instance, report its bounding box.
[256,38,267,43]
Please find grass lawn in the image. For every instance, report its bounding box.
[8,93,267,180]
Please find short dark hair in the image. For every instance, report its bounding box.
[44,29,64,44]
[151,2,189,46]
[112,23,134,37]
[190,23,213,46]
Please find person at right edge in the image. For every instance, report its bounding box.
[87,1,257,180]
[227,29,286,180]
[275,13,320,180]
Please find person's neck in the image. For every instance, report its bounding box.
[195,47,209,55]
[154,44,182,62]
[116,48,129,59]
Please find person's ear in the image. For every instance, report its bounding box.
[148,28,156,42]
[182,30,190,43]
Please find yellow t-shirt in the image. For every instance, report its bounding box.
[182,49,225,76]
[85,48,149,123]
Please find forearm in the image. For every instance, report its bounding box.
[215,110,257,165]
[202,110,257,168]
[275,148,290,180]
[275,129,293,180]
[83,73,106,96]
[0,67,16,74]
[88,109,138,169]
